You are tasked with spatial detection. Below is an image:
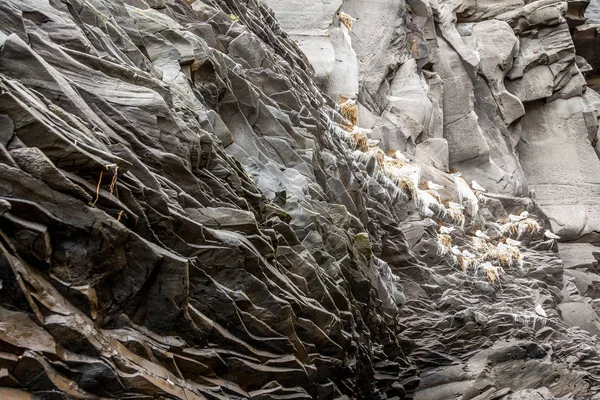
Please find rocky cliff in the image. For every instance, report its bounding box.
[1,0,600,398]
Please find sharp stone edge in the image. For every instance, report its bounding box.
[0,0,599,399]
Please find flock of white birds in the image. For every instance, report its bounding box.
[326,98,562,290]
[319,12,557,320]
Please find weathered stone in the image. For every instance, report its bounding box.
[518,98,600,240]
[558,243,600,270]
[573,23,600,91]
[559,301,600,335]
[1,0,600,398]
[415,138,450,172]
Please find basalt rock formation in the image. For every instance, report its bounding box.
[574,0,600,94]
[2,0,600,399]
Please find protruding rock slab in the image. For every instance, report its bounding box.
[573,23,600,91]
[558,243,600,270]
[518,98,600,240]
[558,301,600,335]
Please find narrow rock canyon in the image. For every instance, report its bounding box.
[1,0,600,398]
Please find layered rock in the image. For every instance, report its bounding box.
[0,0,414,397]
[2,0,600,399]
[573,21,600,93]
[274,0,600,242]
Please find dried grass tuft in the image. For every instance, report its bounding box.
[338,12,355,31]
[340,101,359,126]
[350,130,368,151]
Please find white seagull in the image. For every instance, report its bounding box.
[427,181,445,191]
[471,180,486,192]
[535,304,547,318]
[544,230,560,240]
[366,139,381,148]
[440,226,455,235]
[506,238,521,246]
[509,213,525,223]
[395,150,410,163]
[462,249,476,258]
[480,261,493,270]
[475,230,490,240]
[451,246,463,257]
[448,201,465,210]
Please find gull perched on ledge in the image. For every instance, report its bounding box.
[506,238,521,246]
[535,304,547,318]
[475,230,490,240]
[367,139,380,148]
[427,181,445,191]
[448,201,465,210]
[471,180,486,192]
[440,226,455,235]
[509,213,525,223]
[395,150,410,163]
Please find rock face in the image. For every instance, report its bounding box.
[573,21,600,93]
[574,0,600,93]
[268,0,600,242]
[590,0,600,21]
[2,0,600,399]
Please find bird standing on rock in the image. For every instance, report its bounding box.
[475,230,490,240]
[448,201,465,210]
[451,246,463,257]
[471,180,486,192]
[462,249,476,258]
[427,181,445,191]
[509,213,525,223]
[366,139,380,148]
[395,150,410,163]
[506,238,521,246]
[440,226,455,235]
[535,304,547,318]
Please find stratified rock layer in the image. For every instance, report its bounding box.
[2,0,600,399]
[268,0,600,242]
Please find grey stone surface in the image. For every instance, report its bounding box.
[518,98,600,240]
[558,243,600,270]
[1,0,600,398]
[559,301,600,335]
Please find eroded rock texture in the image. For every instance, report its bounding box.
[270,0,600,242]
[2,0,600,399]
